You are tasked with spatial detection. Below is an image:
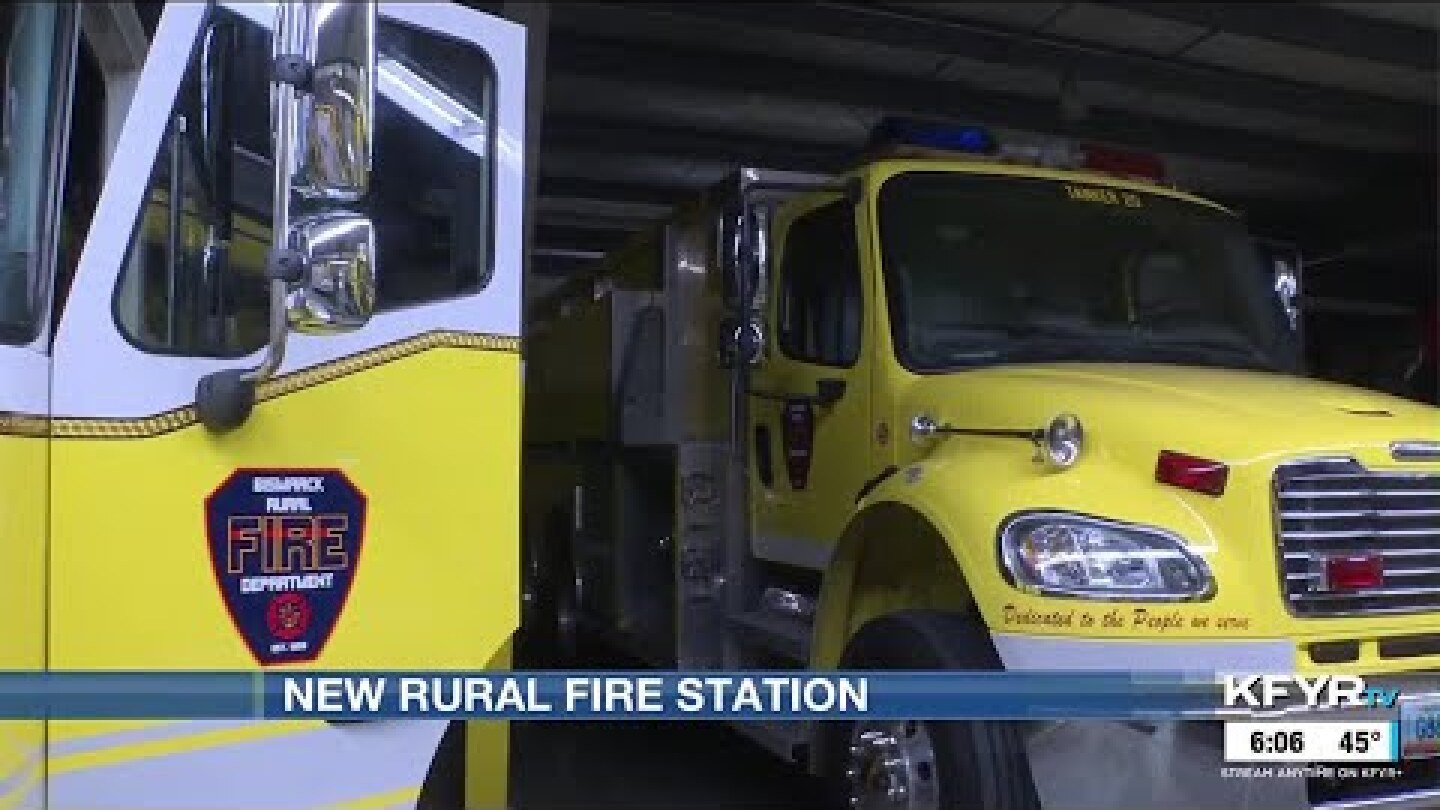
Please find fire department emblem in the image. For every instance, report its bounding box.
[205,468,367,665]
[267,592,313,641]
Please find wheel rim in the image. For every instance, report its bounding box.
[844,720,940,810]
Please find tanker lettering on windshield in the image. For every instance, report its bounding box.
[1064,183,1143,208]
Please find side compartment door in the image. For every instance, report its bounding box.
[47,3,525,808]
[748,196,873,572]
[0,4,80,808]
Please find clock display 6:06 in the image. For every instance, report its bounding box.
[1252,730,1306,755]
[1225,721,1395,762]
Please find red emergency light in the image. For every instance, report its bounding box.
[1155,450,1228,496]
[1322,555,1384,591]
[1080,144,1165,183]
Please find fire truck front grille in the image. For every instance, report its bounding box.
[1276,458,1440,617]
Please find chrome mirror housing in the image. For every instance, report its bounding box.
[195,0,380,433]
[285,212,376,334]
[292,1,375,200]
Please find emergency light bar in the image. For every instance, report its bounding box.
[868,117,1167,183]
[869,117,998,155]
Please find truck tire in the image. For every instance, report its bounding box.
[824,610,1040,810]
[415,721,464,810]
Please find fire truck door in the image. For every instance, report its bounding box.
[44,3,525,807]
[749,196,873,572]
[0,4,80,808]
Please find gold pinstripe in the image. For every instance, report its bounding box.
[1,330,519,440]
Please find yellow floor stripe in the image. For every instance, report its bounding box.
[319,786,421,810]
[0,768,39,810]
[49,721,319,775]
[49,720,178,744]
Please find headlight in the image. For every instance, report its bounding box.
[998,512,1213,600]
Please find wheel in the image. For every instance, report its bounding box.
[415,721,464,810]
[823,610,1040,810]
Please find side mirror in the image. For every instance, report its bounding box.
[1272,256,1301,330]
[285,212,376,334]
[292,1,375,200]
[279,0,378,335]
[196,0,379,433]
[720,205,770,312]
[1255,238,1302,331]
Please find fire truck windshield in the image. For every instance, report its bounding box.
[0,3,70,345]
[877,170,1301,375]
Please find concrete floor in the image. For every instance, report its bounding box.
[508,640,829,809]
[510,720,828,809]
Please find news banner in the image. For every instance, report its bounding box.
[3,671,1439,767]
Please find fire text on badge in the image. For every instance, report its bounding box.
[205,469,367,665]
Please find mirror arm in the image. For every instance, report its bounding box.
[196,8,309,433]
[244,20,311,387]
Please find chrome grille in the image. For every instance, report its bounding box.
[1276,458,1440,616]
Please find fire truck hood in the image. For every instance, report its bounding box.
[908,363,1439,463]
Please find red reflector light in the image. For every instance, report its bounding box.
[1324,555,1384,591]
[1081,143,1165,183]
[1156,451,1229,496]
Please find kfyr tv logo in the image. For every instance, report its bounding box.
[1223,675,1400,709]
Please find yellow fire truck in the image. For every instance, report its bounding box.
[0,1,524,807]
[522,121,1440,809]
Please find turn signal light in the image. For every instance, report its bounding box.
[1156,451,1229,496]
[1323,555,1384,591]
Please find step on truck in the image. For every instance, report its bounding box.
[521,121,1440,810]
[0,1,525,807]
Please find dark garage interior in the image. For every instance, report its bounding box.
[480,3,1439,807]
[491,1,1438,402]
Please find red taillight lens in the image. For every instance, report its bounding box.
[1156,451,1229,496]
[1324,555,1384,591]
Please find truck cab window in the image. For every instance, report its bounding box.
[776,200,861,367]
[878,171,1301,374]
[113,10,496,357]
[113,7,272,357]
[0,4,75,346]
[373,25,495,309]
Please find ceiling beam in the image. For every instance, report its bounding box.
[545,32,1409,180]
[530,249,605,278]
[533,220,636,255]
[1110,2,1438,72]
[541,112,852,174]
[536,175,691,208]
[592,2,1432,134]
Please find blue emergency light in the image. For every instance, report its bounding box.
[869,117,998,155]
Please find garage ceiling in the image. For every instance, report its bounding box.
[486,2,1437,296]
